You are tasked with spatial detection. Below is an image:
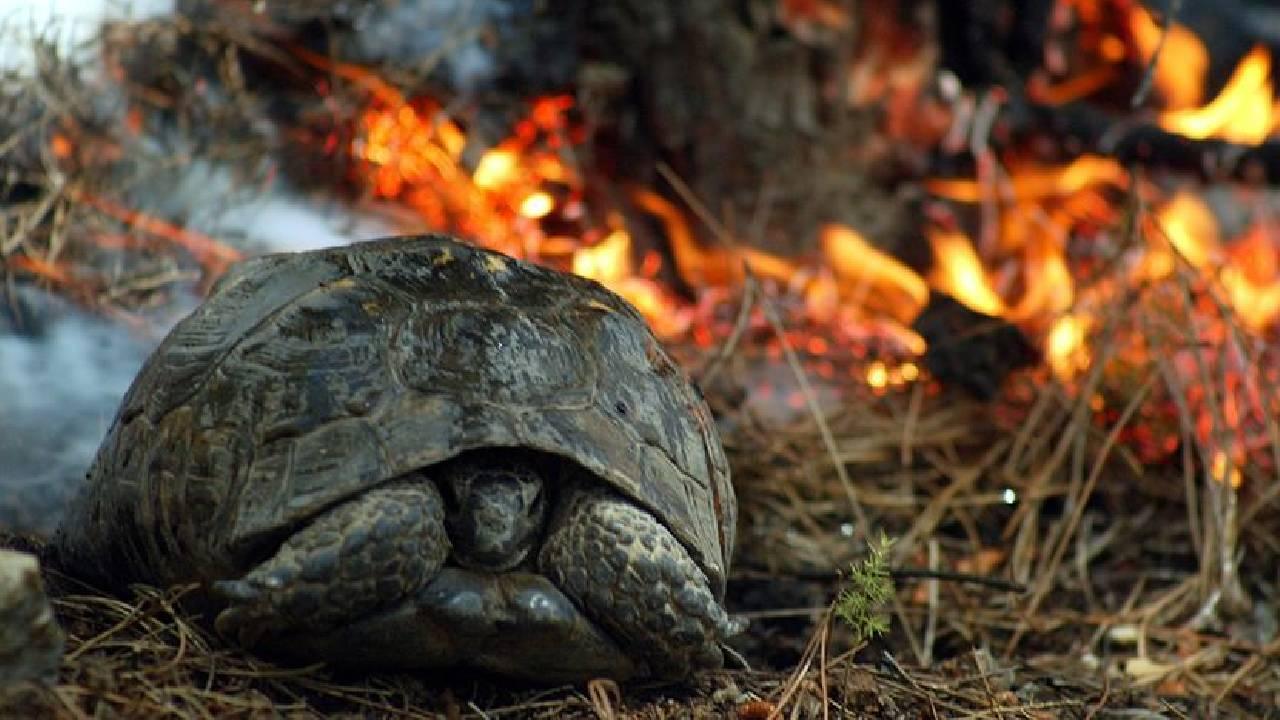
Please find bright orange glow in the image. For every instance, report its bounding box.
[1126,5,1208,109]
[1008,232,1074,322]
[347,44,1280,460]
[630,189,744,288]
[1222,226,1280,332]
[569,229,689,337]
[820,224,929,324]
[1046,313,1091,381]
[925,156,1128,203]
[1210,450,1243,489]
[572,229,633,283]
[473,149,519,190]
[519,192,555,219]
[1159,45,1273,144]
[1139,190,1219,281]
[1157,191,1218,270]
[899,362,919,382]
[356,93,577,260]
[927,229,1005,316]
[866,360,889,390]
[50,133,73,159]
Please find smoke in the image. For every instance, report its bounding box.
[337,0,580,95]
[0,2,396,536]
[0,289,159,536]
[0,184,392,536]
[0,0,175,74]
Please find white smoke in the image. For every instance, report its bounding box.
[0,1,397,535]
[0,289,161,535]
[0,0,175,74]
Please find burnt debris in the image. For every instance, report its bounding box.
[911,290,1039,400]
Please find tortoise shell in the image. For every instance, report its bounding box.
[54,235,735,601]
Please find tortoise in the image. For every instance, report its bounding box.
[51,234,741,682]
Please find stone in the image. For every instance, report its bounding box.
[0,549,63,686]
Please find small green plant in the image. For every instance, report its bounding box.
[833,532,895,642]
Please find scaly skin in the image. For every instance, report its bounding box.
[213,479,449,647]
[211,466,740,679]
[538,485,742,677]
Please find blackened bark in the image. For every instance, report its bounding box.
[912,291,1038,400]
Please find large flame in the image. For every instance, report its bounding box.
[342,9,1280,481]
[354,94,936,361]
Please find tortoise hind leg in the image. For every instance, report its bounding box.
[212,478,449,648]
[538,486,744,677]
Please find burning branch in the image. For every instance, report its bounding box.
[1012,98,1280,186]
[71,191,243,276]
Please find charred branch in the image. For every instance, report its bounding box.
[911,291,1038,400]
[1018,98,1280,185]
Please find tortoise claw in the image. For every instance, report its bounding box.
[211,578,261,602]
[213,603,268,649]
[211,579,274,648]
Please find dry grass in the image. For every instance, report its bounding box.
[0,561,1219,718]
[2,7,1279,719]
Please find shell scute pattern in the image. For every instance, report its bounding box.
[55,233,734,614]
[394,307,593,408]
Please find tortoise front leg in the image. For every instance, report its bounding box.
[538,485,744,677]
[212,478,450,647]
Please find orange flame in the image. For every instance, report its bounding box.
[925,156,1129,203]
[330,5,1280,492]
[1046,313,1092,380]
[1126,4,1208,110]
[1221,225,1280,332]
[1159,45,1273,144]
[927,228,1005,316]
[820,224,929,325]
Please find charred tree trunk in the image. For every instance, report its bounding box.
[578,0,907,257]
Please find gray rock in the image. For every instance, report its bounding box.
[0,550,63,686]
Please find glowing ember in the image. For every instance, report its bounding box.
[519,192,555,219]
[1210,450,1243,489]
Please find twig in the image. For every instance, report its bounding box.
[888,568,1026,594]
[696,271,758,389]
[1131,0,1184,109]
[757,283,872,537]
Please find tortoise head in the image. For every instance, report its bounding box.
[439,451,549,572]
